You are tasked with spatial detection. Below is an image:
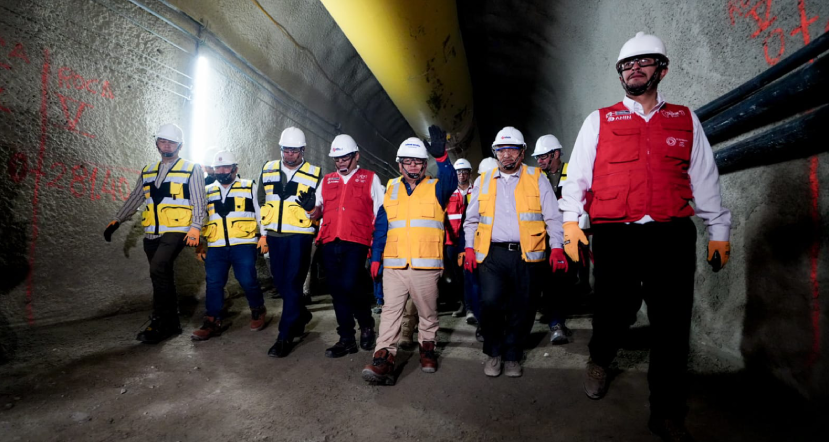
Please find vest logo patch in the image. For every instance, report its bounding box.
[660,109,686,118]
[605,110,632,122]
[327,176,340,184]
[666,137,689,147]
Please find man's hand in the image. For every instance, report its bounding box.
[550,248,568,273]
[195,242,207,262]
[257,236,269,254]
[463,248,477,272]
[457,252,465,268]
[424,125,447,158]
[370,261,382,280]
[563,221,588,262]
[297,188,317,212]
[103,220,120,242]
[707,240,730,272]
[184,227,200,247]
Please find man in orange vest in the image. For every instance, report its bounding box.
[361,125,457,385]
[560,32,732,441]
[306,134,384,358]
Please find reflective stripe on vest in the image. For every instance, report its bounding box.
[203,179,258,247]
[473,164,547,263]
[382,177,445,270]
[140,158,196,235]
[260,160,321,234]
[317,169,376,246]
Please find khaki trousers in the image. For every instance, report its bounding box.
[374,267,440,355]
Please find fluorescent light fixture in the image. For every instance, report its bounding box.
[190,55,212,166]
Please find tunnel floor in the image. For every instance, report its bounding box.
[0,295,824,441]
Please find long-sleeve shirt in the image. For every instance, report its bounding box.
[559,94,731,241]
[214,177,266,236]
[313,166,385,216]
[114,158,205,239]
[463,165,564,250]
[370,153,458,263]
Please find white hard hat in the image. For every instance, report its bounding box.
[617,31,668,62]
[453,158,473,170]
[329,134,359,157]
[279,127,306,148]
[532,135,563,157]
[478,157,499,174]
[396,137,429,161]
[155,123,184,143]
[212,150,237,167]
[492,126,526,148]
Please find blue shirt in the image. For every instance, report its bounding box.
[371,154,458,263]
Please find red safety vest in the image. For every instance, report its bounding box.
[589,102,695,224]
[317,168,376,246]
[445,185,472,245]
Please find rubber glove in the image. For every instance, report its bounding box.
[370,261,382,280]
[707,240,730,272]
[563,221,588,262]
[195,242,206,262]
[257,236,269,254]
[550,248,568,273]
[424,125,447,158]
[103,220,120,242]
[296,188,317,212]
[184,227,200,247]
[463,248,477,272]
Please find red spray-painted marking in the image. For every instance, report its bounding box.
[26,48,50,325]
[808,155,820,367]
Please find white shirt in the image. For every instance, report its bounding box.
[559,94,731,241]
[313,166,385,216]
[217,177,266,236]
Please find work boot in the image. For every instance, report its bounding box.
[452,302,466,318]
[362,349,396,385]
[466,311,477,325]
[249,306,268,331]
[550,323,570,345]
[584,359,609,399]
[325,340,359,358]
[419,341,438,373]
[648,417,695,442]
[360,327,376,351]
[504,361,522,378]
[484,356,501,377]
[136,316,181,344]
[191,316,225,341]
[267,339,293,358]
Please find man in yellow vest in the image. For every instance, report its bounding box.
[463,126,566,378]
[191,151,268,340]
[103,123,205,344]
[361,125,457,385]
[257,127,322,358]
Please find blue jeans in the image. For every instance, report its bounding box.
[205,244,264,319]
[267,234,313,340]
[464,268,482,321]
[321,240,375,342]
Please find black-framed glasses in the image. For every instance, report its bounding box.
[334,153,356,163]
[618,57,658,71]
[400,158,426,166]
[535,152,554,160]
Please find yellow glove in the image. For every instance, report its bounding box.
[707,240,730,272]
[184,227,200,247]
[563,221,588,263]
[257,236,269,254]
[457,252,464,268]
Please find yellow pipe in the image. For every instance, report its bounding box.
[321,0,475,152]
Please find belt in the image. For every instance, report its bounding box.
[491,242,521,252]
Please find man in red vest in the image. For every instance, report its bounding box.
[306,134,384,358]
[445,158,480,325]
[559,32,731,441]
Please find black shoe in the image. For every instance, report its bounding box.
[136,316,181,344]
[267,339,293,358]
[325,341,359,358]
[648,417,695,442]
[360,327,376,351]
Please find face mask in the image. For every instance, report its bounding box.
[205,175,217,185]
[215,173,235,185]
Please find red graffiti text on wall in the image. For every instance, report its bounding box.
[0,36,31,113]
[728,0,823,66]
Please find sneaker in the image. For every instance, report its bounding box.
[648,417,695,442]
[550,323,570,345]
[583,359,609,399]
[419,341,438,373]
[250,306,267,331]
[191,316,225,341]
[362,349,396,385]
[137,316,181,344]
[504,361,522,377]
[452,303,466,318]
[325,341,359,358]
[465,311,477,325]
[484,356,501,377]
[360,327,376,351]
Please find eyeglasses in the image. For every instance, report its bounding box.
[334,153,356,163]
[494,147,522,156]
[400,158,426,166]
[281,147,302,154]
[618,57,658,71]
[535,152,554,160]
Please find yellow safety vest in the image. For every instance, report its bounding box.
[382,176,445,270]
[203,179,259,247]
[474,164,547,263]
[260,160,321,234]
[140,158,196,235]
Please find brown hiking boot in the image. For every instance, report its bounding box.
[191,317,224,341]
[362,349,396,385]
[250,306,267,331]
[583,359,609,399]
[419,341,438,373]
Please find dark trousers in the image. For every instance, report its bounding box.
[541,248,580,327]
[588,218,696,419]
[479,245,544,361]
[267,234,313,340]
[464,268,482,321]
[204,244,265,319]
[321,240,375,342]
[443,243,465,306]
[143,232,186,321]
